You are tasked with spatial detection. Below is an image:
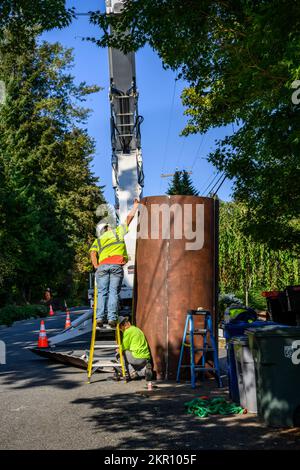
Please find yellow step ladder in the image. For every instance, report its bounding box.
[87,276,126,383]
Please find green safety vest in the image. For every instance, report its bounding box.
[121,325,151,359]
[90,224,129,263]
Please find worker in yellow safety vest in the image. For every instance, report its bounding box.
[90,199,139,328]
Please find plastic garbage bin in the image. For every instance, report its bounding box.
[262,290,296,325]
[246,325,300,427]
[227,338,240,403]
[223,320,278,403]
[233,336,257,413]
[285,285,300,326]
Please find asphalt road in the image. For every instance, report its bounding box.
[0,312,299,450]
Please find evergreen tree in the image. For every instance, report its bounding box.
[180,170,198,196]
[167,170,198,195]
[0,29,104,305]
[167,170,182,195]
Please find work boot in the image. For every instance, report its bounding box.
[96,319,104,328]
[112,369,121,381]
[110,368,130,382]
[129,371,140,381]
[108,320,117,328]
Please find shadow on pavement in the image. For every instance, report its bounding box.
[71,384,300,450]
[0,313,89,391]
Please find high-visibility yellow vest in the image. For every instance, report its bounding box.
[90,224,128,263]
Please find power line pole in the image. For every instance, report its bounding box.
[160,169,192,178]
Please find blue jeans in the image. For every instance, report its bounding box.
[95,264,124,321]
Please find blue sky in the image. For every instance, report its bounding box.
[42,0,233,205]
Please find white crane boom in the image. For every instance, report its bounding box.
[106,0,144,299]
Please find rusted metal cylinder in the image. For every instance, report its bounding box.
[134,195,218,380]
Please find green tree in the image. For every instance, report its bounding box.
[90,0,300,252]
[0,1,74,32]
[0,29,104,305]
[219,201,299,304]
[167,170,182,195]
[167,170,198,195]
[180,170,198,196]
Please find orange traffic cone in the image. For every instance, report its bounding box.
[64,310,71,329]
[37,320,49,348]
[49,304,55,316]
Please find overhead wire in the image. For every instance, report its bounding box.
[175,138,186,169]
[205,172,225,196]
[159,77,177,192]
[199,171,220,195]
[191,133,207,170]
[211,174,227,197]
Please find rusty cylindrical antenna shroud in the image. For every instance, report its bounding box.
[134,195,219,380]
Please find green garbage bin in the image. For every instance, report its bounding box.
[246,325,300,427]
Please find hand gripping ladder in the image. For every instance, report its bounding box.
[176,309,223,389]
[86,276,126,383]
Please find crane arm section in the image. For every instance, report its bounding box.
[106,0,144,299]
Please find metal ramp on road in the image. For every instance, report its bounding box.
[30,312,121,374]
[30,326,118,373]
[31,278,127,380]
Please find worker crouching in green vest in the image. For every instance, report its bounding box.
[115,316,152,381]
[90,199,139,328]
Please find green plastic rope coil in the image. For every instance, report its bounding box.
[184,396,247,418]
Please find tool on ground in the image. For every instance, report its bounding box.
[86,276,126,383]
[37,320,49,348]
[64,311,71,329]
[185,396,246,418]
[49,304,55,316]
[176,309,223,388]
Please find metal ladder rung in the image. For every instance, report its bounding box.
[96,326,116,331]
[92,361,121,367]
[194,347,215,352]
[178,365,218,372]
[187,330,207,335]
[176,311,223,389]
[116,113,134,116]
[94,344,117,349]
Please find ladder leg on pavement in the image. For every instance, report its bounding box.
[86,276,126,383]
[177,309,223,389]
[87,276,98,383]
[176,314,189,383]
